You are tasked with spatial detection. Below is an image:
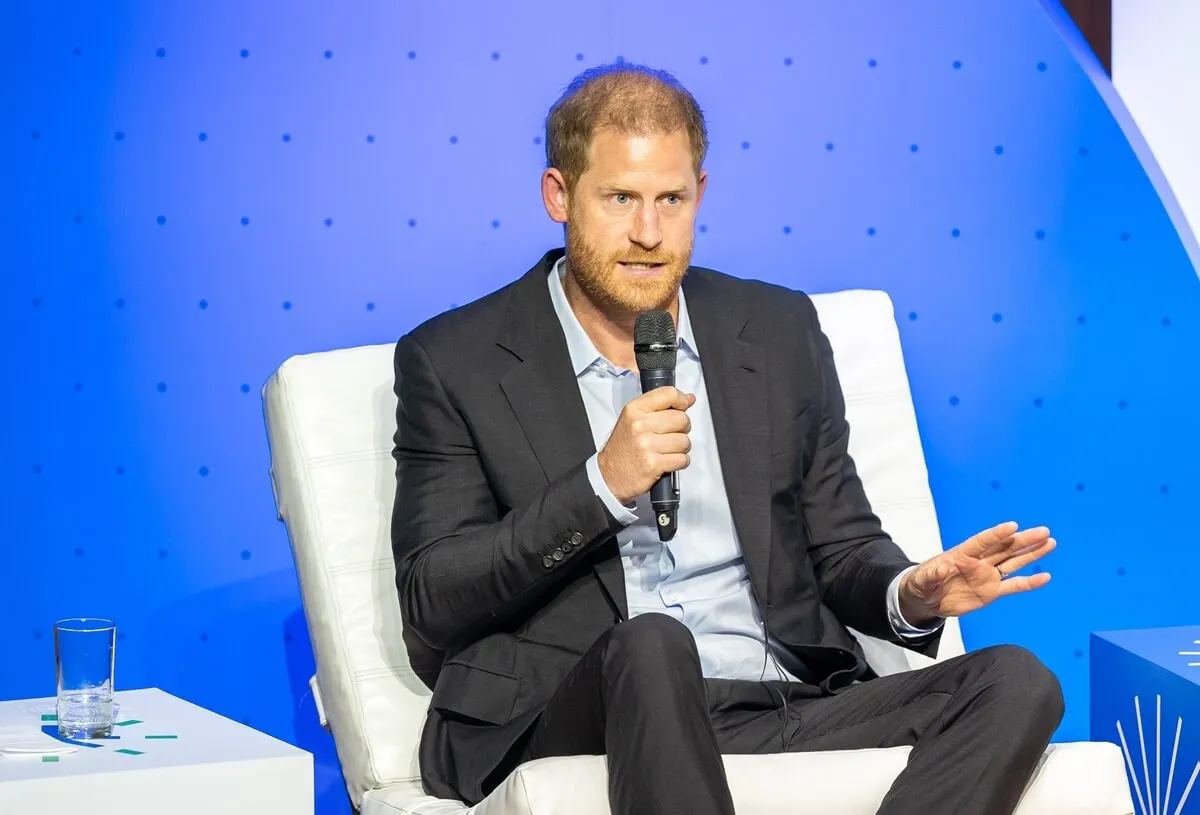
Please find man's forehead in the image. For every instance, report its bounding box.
[584,131,696,182]
[590,127,691,151]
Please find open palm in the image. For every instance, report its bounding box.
[902,522,1056,620]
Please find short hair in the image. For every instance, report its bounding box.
[544,63,708,192]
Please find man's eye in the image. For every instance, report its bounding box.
[664,194,680,205]
[614,194,630,205]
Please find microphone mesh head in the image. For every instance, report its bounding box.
[634,310,678,372]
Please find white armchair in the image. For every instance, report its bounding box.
[262,289,1134,814]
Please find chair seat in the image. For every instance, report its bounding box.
[360,742,1133,815]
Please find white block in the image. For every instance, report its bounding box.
[0,687,313,815]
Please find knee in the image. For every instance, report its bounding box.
[984,645,1064,722]
[603,614,699,674]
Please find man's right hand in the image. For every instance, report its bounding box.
[597,386,696,505]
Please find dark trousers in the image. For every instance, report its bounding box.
[508,614,1065,815]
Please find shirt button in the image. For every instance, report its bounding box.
[542,556,554,569]
[569,531,583,545]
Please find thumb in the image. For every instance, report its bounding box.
[921,561,950,588]
[906,563,931,595]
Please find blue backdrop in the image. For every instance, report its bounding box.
[6,1,1199,812]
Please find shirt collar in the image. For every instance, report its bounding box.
[547,255,698,376]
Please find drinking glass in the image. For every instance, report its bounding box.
[54,617,116,738]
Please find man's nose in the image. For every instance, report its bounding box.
[629,205,663,250]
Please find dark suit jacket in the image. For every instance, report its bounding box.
[390,248,943,804]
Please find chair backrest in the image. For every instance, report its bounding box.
[261,288,964,808]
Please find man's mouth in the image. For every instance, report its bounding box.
[619,261,665,271]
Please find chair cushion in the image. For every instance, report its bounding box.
[360,742,1133,815]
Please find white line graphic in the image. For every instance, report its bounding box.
[1180,640,1200,668]
[1116,694,1199,815]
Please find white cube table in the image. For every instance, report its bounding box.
[0,687,313,815]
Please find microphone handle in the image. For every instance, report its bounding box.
[639,368,680,542]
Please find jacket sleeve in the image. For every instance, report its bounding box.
[799,298,942,649]
[390,333,626,652]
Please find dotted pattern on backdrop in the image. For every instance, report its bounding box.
[5,2,1200,812]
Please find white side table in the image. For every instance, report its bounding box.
[0,687,313,814]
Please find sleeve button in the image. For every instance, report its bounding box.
[551,548,565,561]
[542,556,554,569]
[569,531,583,545]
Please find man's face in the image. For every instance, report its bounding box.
[564,129,706,314]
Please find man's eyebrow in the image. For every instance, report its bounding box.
[596,186,691,195]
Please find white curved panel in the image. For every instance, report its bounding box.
[1112,1,1200,273]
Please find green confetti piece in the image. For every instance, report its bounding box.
[113,719,142,727]
[143,734,177,739]
[40,714,57,722]
[115,748,143,756]
[41,755,60,763]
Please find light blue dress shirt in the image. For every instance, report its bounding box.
[548,258,941,682]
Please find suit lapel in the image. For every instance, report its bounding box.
[496,250,595,484]
[683,271,773,601]
[495,251,629,618]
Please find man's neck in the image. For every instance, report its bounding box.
[561,268,679,372]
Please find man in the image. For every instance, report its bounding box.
[391,64,1063,815]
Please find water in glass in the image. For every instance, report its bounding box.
[54,617,116,738]
[57,687,114,738]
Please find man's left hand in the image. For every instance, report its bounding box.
[898,522,1056,626]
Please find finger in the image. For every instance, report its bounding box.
[960,521,1019,558]
[983,540,1035,566]
[997,571,1052,596]
[982,528,1053,565]
[967,523,1050,560]
[670,388,693,411]
[661,452,691,472]
[638,386,690,413]
[673,389,694,410]
[651,432,692,454]
[995,538,1056,574]
[641,410,691,434]
[1013,526,1051,547]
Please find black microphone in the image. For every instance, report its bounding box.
[634,310,680,542]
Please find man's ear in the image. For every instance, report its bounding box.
[542,168,569,224]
